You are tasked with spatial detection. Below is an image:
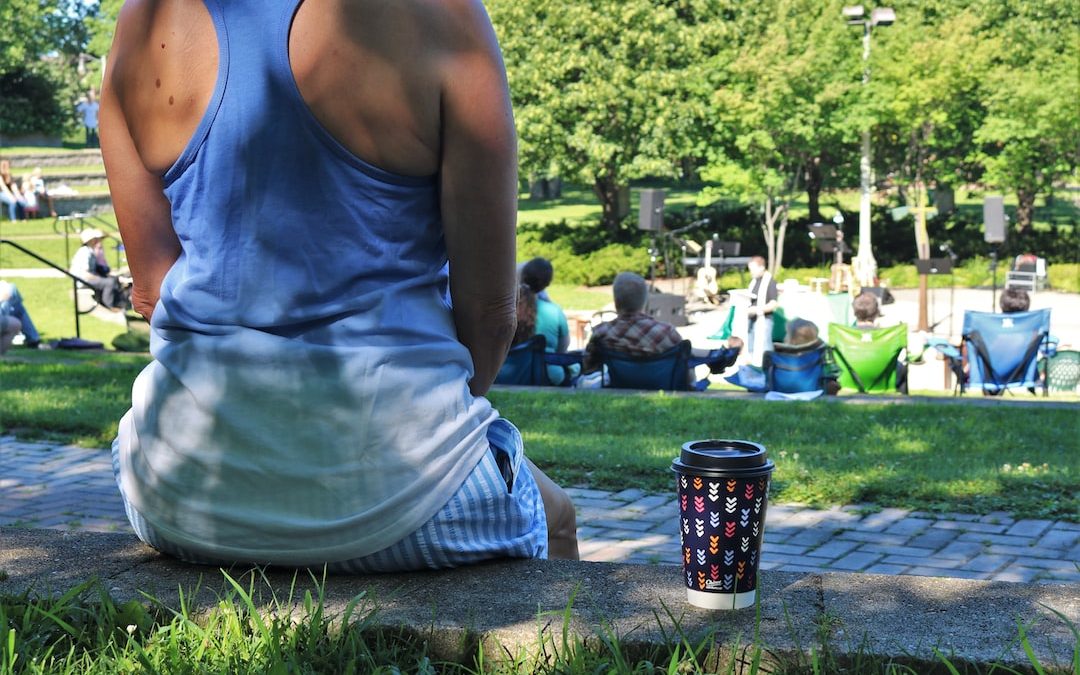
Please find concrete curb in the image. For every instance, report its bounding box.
[2,528,1077,672]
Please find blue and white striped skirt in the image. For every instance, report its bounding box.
[111,418,548,571]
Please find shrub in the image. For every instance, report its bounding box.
[0,67,68,138]
[517,222,651,286]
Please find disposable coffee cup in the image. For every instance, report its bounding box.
[671,440,775,610]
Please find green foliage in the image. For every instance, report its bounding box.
[0,67,70,138]
[517,221,650,286]
[489,0,723,232]
[0,1,89,73]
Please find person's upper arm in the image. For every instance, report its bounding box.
[437,0,518,393]
[99,5,181,321]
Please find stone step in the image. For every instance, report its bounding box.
[1,150,103,169]
[2,527,1077,674]
[35,172,108,188]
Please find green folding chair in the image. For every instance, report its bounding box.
[829,323,908,393]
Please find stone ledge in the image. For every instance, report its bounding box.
[1,527,1077,672]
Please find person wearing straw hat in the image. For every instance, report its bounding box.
[70,227,128,310]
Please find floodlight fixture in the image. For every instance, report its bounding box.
[871,7,896,26]
[842,5,865,19]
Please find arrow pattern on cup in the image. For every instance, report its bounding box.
[677,473,771,596]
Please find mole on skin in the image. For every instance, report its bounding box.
[168,96,174,105]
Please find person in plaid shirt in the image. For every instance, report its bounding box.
[583,272,685,374]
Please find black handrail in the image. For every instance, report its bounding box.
[0,238,98,338]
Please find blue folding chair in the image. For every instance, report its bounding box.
[495,335,549,386]
[762,340,830,394]
[929,309,1051,396]
[598,340,694,391]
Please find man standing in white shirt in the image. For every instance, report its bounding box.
[75,89,100,148]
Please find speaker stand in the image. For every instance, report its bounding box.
[989,245,1000,313]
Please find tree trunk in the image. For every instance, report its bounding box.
[593,175,624,235]
[774,204,789,276]
[1015,187,1036,234]
[804,157,823,223]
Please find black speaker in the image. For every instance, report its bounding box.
[983,196,1007,244]
[638,189,665,231]
[645,292,687,326]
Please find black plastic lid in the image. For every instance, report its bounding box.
[671,440,775,478]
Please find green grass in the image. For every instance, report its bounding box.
[1,350,1076,520]
[545,283,611,312]
[0,277,131,350]
[484,390,1079,521]
[4,573,1076,674]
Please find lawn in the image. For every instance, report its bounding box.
[1,350,1076,520]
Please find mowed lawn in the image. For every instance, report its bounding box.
[1,350,1076,520]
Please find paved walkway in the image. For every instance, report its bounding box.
[3,436,1077,584]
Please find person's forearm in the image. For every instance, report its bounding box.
[452,294,515,397]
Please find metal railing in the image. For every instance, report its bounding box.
[0,238,97,339]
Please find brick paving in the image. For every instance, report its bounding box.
[2,436,1078,584]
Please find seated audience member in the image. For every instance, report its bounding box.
[0,313,19,355]
[511,282,538,346]
[0,280,42,349]
[852,290,881,328]
[18,177,39,218]
[70,228,129,310]
[785,318,821,346]
[851,291,907,393]
[29,168,56,218]
[0,160,19,220]
[520,257,580,385]
[779,317,839,395]
[583,272,687,379]
[999,287,1030,314]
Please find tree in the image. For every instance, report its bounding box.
[970,0,1080,234]
[700,0,854,273]
[0,0,95,139]
[488,0,724,236]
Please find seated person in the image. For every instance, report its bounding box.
[511,282,537,346]
[852,291,907,393]
[0,313,19,355]
[779,318,840,395]
[583,272,693,385]
[852,290,881,328]
[70,228,129,310]
[102,0,578,570]
[0,160,20,220]
[520,257,580,385]
[0,280,42,349]
[999,287,1030,314]
[28,168,56,218]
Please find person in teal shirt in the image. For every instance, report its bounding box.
[521,258,581,385]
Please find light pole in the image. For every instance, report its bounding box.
[843,5,894,288]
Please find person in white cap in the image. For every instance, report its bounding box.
[70,228,128,310]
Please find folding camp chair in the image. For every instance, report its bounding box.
[597,339,694,391]
[495,335,550,386]
[762,340,831,394]
[928,309,1051,396]
[829,323,908,393]
[1040,350,1080,393]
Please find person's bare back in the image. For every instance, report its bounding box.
[106,0,492,178]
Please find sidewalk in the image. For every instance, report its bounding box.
[3,436,1077,584]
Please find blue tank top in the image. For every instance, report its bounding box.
[116,0,498,564]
